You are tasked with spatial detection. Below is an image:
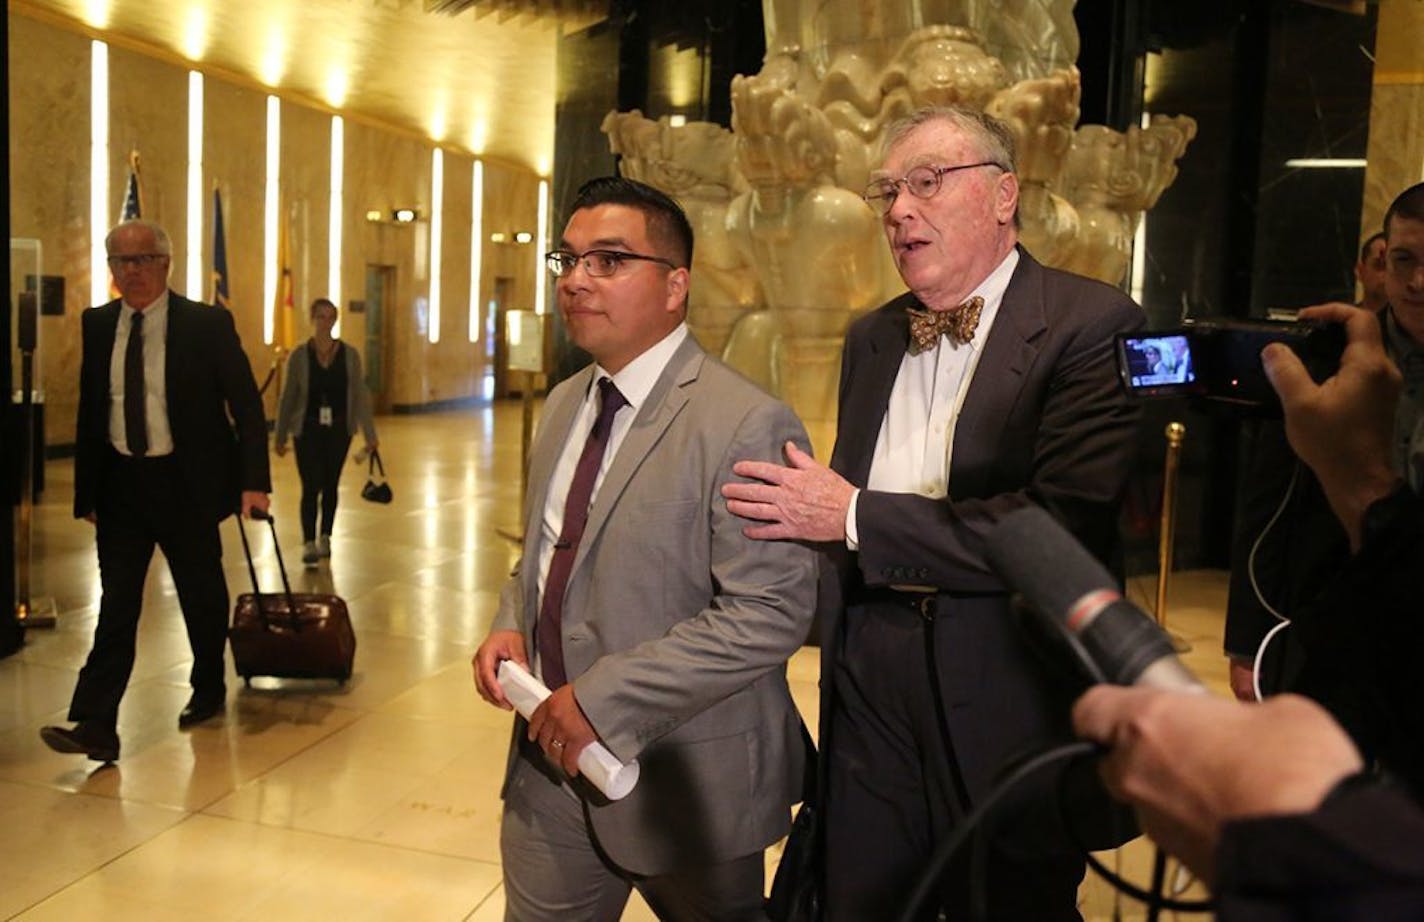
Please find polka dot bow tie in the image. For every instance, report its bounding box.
[906,296,985,355]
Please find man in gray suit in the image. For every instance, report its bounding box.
[473,176,816,921]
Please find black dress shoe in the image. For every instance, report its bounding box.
[40,723,120,762]
[178,695,225,729]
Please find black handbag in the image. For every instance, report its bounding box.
[766,718,822,922]
[360,449,393,504]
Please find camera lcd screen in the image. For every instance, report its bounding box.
[1118,334,1197,394]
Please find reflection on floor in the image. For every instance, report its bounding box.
[1,402,1229,920]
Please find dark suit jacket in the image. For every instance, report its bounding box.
[1216,781,1424,920]
[819,248,1143,850]
[74,292,271,524]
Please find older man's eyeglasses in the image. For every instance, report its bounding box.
[862,162,1003,215]
[107,253,167,268]
[546,249,677,278]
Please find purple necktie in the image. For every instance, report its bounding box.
[537,377,628,689]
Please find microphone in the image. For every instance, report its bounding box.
[985,505,1204,693]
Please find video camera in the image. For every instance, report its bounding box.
[1115,319,1345,412]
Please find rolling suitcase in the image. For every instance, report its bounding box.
[230,512,356,685]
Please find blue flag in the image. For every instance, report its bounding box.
[212,187,230,309]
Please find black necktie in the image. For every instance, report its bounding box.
[536,377,628,689]
[125,311,148,456]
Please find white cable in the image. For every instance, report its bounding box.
[1242,461,1303,701]
[1251,619,1293,702]
[1246,462,1300,622]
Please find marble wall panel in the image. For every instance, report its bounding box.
[9,11,544,446]
[109,46,188,286]
[278,102,334,353]
[430,150,479,401]
[481,160,542,316]
[203,77,271,396]
[1362,0,1424,236]
[9,15,89,447]
[343,119,432,408]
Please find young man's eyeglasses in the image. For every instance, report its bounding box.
[107,254,167,268]
[546,249,677,278]
[862,162,1004,215]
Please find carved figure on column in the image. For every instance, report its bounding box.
[1059,115,1198,285]
[725,63,898,430]
[986,66,1082,266]
[601,0,1197,430]
[603,110,761,357]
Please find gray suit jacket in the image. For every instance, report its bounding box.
[493,334,817,875]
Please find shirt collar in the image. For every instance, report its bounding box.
[592,323,690,412]
[910,248,1019,354]
[1386,307,1424,371]
[122,290,170,321]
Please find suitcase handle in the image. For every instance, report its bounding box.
[236,510,302,632]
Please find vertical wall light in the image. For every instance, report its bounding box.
[186,70,204,298]
[428,147,444,344]
[263,95,280,345]
[329,115,344,335]
[1129,111,1151,307]
[469,159,484,342]
[90,40,109,306]
[534,178,549,315]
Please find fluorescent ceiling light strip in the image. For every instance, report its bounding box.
[330,115,344,335]
[264,95,280,345]
[429,147,444,344]
[1284,158,1367,169]
[91,41,109,306]
[470,159,484,343]
[535,179,549,316]
[187,71,204,298]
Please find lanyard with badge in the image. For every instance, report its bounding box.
[313,341,335,427]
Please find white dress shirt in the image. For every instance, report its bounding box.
[108,292,175,457]
[846,249,1020,547]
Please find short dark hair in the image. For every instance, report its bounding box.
[310,297,337,317]
[1384,182,1424,239]
[568,176,694,268]
[1359,231,1386,262]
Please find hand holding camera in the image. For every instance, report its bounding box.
[1261,302,1403,549]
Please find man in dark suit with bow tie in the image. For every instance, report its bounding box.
[724,106,1144,919]
[41,219,270,763]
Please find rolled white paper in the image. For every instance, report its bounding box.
[497,659,641,801]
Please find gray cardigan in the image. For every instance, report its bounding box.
[274,341,378,446]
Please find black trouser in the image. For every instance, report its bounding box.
[294,426,352,542]
[69,453,229,727]
[824,599,1085,922]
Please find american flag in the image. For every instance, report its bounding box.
[212,187,231,309]
[120,150,143,220]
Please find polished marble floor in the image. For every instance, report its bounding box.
[1,401,1230,920]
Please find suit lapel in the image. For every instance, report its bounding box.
[948,249,1046,499]
[522,366,592,610]
[832,301,909,485]
[571,336,700,578]
[164,293,185,388]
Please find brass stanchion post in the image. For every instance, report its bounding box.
[497,369,537,546]
[14,318,56,630]
[1156,421,1189,652]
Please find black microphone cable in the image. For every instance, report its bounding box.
[895,581,1217,922]
[894,736,1216,922]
